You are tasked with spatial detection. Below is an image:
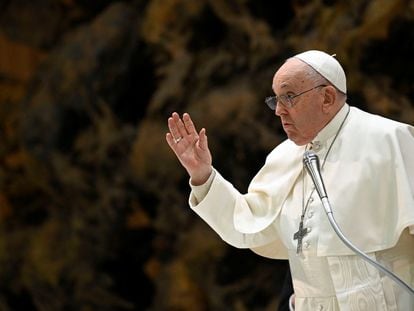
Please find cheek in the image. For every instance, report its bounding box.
[295,111,318,134]
[294,110,311,127]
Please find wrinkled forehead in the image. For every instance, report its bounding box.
[272,59,311,91]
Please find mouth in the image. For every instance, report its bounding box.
[281,121,296,134]
[282,121,293,128]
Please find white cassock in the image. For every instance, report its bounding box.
[189,104,414,310]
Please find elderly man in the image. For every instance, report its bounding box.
[166,50,414,310]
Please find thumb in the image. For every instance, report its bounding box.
[198,128,208,151]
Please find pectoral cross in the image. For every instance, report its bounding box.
[293,215,308,254]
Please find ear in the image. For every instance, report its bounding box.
[321,86,336,113]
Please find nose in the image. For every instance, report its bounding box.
[275,102,287,116]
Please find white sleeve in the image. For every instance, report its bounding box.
[189,170,216,205]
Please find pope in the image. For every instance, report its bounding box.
[166,50,414,310]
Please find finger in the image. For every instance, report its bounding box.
[198,128,208,151]
[183,113,198,136]
[168,114,182,140]
[166,132,176,149]
[166,133,183,154]
[173,113,189,138]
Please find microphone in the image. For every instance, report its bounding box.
[303,150,327,200]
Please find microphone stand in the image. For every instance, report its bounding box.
[303,151,414,297]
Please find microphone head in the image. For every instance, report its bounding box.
[302,150,327,199]
[303,150,319,166]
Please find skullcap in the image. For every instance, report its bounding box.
[294,50,347,94]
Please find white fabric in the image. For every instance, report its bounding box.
[294,50,347,93]
[188,105,414,310]
[288,229,414,310]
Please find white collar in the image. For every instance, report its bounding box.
[311,103,350,151]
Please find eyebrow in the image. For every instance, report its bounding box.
[272,82,289,93]
[274,83,296,95]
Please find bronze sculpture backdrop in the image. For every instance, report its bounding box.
[1,0,413,310]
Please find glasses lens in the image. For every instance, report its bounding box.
[265,96,276,110]
[278,95,291,108]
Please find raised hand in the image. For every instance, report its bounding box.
[166,112,212,185]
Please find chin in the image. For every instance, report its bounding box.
[288,135,308,146]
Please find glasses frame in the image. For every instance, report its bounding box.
[265,84,327,110]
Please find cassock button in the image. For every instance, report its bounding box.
[304,241,310,249]
[307,227,312,233]
[312,141,322,151]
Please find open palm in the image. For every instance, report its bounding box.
[166,112,212,185]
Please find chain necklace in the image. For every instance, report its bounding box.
[294,106,350,254]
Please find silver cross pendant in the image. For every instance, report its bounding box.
[293,215,309,254]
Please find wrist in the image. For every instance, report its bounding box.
[190,167,213,186]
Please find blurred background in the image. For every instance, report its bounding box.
[1,0,414,310]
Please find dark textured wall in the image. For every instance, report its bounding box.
[0,0,413,310]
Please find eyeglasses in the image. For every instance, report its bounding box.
[265,84,327,110]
